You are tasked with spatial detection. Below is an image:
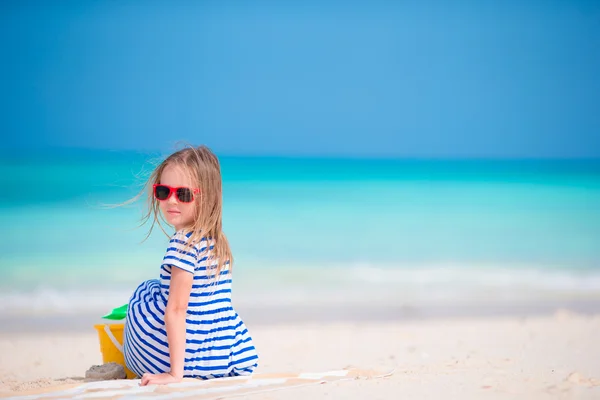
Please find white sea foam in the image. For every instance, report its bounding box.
[2,263,600,316]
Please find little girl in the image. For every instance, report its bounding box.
[123,145,258,385]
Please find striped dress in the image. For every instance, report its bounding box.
[123,231,258,379]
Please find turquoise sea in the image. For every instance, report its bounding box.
[1,149,600,320]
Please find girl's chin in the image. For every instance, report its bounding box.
[166,216,192,231]
[165,215,181,226]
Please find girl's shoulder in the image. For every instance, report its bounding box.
[164,231,201,273]
[170,230,210,250]
[171,229,193,240]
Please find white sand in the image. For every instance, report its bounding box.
[1,310,599,399]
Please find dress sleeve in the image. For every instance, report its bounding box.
[162,232,198,274]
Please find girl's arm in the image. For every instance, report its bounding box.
[141,266,194,386]
[164,267,194,379]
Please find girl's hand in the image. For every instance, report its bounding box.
[140,372,183,386]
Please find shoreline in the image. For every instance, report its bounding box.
[2,299,599,334]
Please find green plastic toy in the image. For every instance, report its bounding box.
[102,304,128,320]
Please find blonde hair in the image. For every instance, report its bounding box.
[136,145,232,278]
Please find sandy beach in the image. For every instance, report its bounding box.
[1,309,599,399]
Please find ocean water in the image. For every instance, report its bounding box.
[1,149,600,319]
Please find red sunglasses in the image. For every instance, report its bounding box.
[153,184,200,203]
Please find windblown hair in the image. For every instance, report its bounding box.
[136,145,232,278]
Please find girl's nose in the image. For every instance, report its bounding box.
[167,193,179,204]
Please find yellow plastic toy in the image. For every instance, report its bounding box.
[94,304,136,379]
[93,323,136,379]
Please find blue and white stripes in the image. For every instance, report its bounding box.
[123,231,258,379]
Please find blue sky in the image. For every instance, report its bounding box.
[1,1,599,157]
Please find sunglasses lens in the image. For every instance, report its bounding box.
[154,185,170,200]
[176,188,194,203]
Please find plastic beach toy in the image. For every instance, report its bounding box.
[93,322,136,378]
[102,304,128,320]
[94,304,136,378]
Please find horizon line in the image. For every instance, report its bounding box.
[1,145,600,161]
